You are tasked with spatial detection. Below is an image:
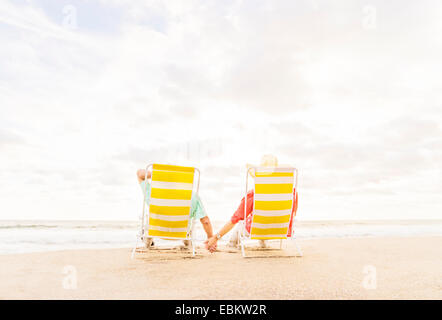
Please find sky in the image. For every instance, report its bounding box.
[1,0,441,221]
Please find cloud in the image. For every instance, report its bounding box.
[1,0,442,220]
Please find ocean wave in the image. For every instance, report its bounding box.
[0,224,138,230]
[0,224,59,229]
[1,220,441,255]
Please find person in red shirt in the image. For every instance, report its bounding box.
[205,155,298,252]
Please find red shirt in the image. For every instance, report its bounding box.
[231,189,298,236]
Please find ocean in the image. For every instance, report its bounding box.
[1,219,441,255]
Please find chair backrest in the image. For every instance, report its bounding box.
[249,167,296,240]
[147,164,196,239]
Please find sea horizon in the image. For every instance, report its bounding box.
[1,219,441,255]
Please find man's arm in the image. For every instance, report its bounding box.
[137,169,152,183]
[200,216,214,239]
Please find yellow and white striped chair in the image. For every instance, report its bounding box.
[239,166,302,258]
[132,163,200,258]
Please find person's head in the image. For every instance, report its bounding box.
[260,154,278,167]
[246,154,279,177]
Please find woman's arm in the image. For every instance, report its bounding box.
[204,220,236,252]
[205,191,253,252]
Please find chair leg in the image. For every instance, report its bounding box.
[240,236,246,258]
[188,222,196,257]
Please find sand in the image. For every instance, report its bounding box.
[0,237,441,299]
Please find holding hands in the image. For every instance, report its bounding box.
[205,236,218,253]
[205,221,235,253]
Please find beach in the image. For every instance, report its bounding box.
[1,236,441,299]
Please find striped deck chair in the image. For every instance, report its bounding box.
[238,166,302,258]
[131,163,200,258]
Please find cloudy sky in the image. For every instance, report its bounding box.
[1,0,441,221]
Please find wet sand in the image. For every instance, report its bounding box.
[1,237,441,299]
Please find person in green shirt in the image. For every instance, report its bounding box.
[137,168,214,248]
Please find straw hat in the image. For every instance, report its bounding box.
[247,154,286,177]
